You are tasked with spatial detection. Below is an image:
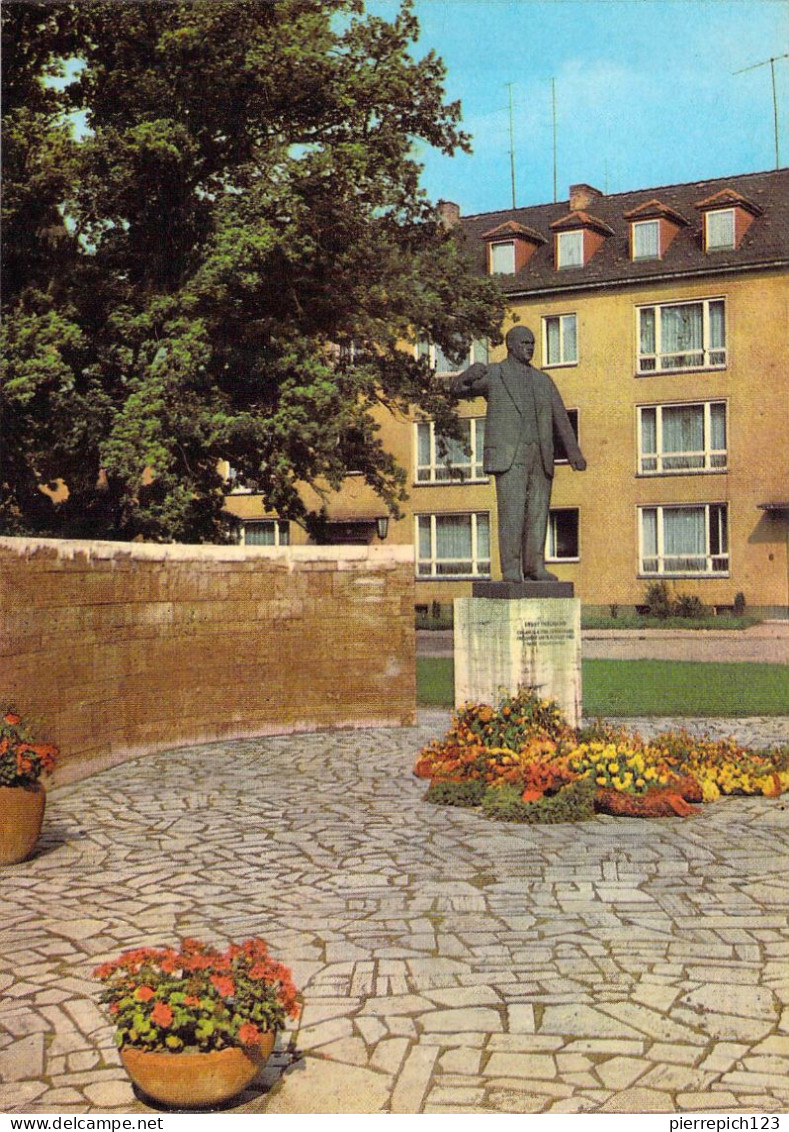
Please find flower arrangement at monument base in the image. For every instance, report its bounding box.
[415,687,789,823]
[93,937,300,1108]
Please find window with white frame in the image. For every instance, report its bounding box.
[415,418,486,483]
[557,230,584,268]
[637,298,726,373]
[705,209,735,251]
[242,520,290,547]
[416,512,490,577]
[638,402,727,474]
[632,219,660,260]
[639,503,728,575]
[543,313,578,365]
[417,338,489,375]
[546,509,579,561]
[490,241,516,274]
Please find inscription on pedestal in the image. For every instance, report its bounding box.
[454,596,582,727]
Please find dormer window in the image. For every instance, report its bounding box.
[557,230,583,268]
[705,209,735,250]
[624,200,688,261]
[695,189,762,252]
[632,220,660,260]
[482,221,546,275]
[550,210,613,269]
[490,240,516,274]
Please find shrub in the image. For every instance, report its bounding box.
[643,581,674,619]
[424,780,487,807]
[674,594,706,619]
[481,777,597,824]
[733,591,746,615]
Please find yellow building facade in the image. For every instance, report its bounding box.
[225,169,789,616]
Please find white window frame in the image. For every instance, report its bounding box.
[241,519,290,547]
[632,219,660,260]
[557,230,584,268]
[415,512,491,579]
[636,297,727,374]
[490,240,516,274]
[637,401,727,475]
[638,503,729,576]
[705,209,736,251]
[542,313,578,367]
[416,338,489,376]
[414,418,487,484]
[545,508,579,562]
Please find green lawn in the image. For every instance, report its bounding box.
[417,656,789,717]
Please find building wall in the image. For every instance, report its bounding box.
[381,265,788,614]
[0,537,416,785]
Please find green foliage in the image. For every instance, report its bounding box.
[673,593,706,619]
[1,0,504,542]
[734,591,746,615]
[643,581,674,619]
[480,778,597,824]
[424,779,486,807]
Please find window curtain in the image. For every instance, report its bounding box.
[417,516,432,561]
[639,308,656,356]
[635,221,659,258]
[563,315,578,361]
[661,304,702,359]
[710,403,727,465]
[709,301,725,350]
[641,508,658,570]
[416,423,431,470]
[664,507,706,569]
[477,514,490,560]
[547,318,561,363]
[436,515,472,560]
[662,405,704,469]
[707,211,734,248]
[641,407,657,458]
[491,242,515,273]
[560,232,583,267]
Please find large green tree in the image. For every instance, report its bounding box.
[1,0,504,542]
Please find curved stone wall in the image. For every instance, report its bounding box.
[0,537,416,785]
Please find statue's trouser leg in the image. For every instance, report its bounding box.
[521,447,553,579]
[495,455,529,582]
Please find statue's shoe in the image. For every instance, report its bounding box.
[524,569,559,582]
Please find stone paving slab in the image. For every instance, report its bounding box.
[1,710,788,1114]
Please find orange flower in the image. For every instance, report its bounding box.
[135,985,155,1002]
[238,1022,261,1045]
[4,712,21,726]
[184,994,201,1007]
[210,974,236,997]
[150,1001,173,1027]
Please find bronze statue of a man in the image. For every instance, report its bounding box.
[453,325,586,583]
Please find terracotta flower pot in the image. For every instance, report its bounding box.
[0,784,46,865]
[120,1033,275,1108]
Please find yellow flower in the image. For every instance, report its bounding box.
[596,776,607,786]
[608,762,619,774]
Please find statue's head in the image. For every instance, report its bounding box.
[505,325,535,363]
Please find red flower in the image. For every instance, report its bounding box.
[210,975,236,997]
[135,986,155,1002]
[184,994,201,1007]
[238,1022,261,1046]
[150,1001,173,1027]
[4,712,21,725]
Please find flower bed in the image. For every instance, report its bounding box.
[415,687,789,822]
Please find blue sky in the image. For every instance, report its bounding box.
[369,0,789,215]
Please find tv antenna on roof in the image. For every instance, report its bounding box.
[506,82,517,208]
[733,53,789,169]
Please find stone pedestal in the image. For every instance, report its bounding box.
[454,595,582,727]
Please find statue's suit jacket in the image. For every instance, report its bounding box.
[454,358,583,477]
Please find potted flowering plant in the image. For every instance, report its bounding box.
[93,937,301,1108]
[0,707,58,864]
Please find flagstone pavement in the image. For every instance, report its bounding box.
[1,710,788,1115]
